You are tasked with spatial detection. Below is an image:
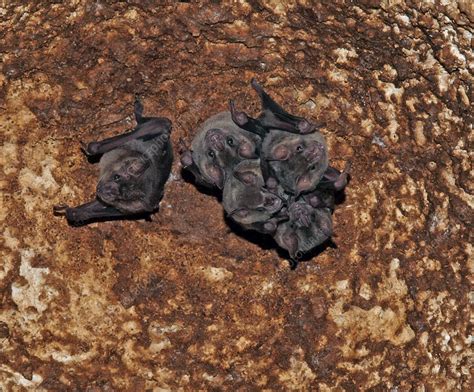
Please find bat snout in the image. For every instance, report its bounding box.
[303,143,324,162]
[97,182,119,202]
[205,129,225,151]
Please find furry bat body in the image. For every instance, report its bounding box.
[230,79,329,195]
[222,159,287,234]
[180,111,261,189]
[273,200,333,261]
[54,98,173,226]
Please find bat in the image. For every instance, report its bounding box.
[53,97,173,226]
[222,159,287,234]
[260,130,328,196]
[229,79,329,195]
[180,111,261,190]
[273,200,333,266]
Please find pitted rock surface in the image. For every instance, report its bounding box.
[0,2,472,390]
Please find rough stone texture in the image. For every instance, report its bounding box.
[0,1,472,390]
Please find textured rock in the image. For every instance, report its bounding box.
[0,1,472,390]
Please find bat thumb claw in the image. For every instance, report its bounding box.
[343,161,352,174]
[250,78,262,94]
[53,204,69,216]
[80,141,92,156]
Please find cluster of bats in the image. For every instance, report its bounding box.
[54,80,349,267]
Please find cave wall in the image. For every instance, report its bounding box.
[0,1,472,390]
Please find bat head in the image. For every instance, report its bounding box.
[262,130,328,195]
[189,112,261,189]
[273,205,332,260]
[97,149,153,213]
[223,159,284,226]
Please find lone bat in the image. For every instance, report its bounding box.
[229,79,329,195]
[222,159,287,234]
[180,111,261,190]
[53,97,173,226]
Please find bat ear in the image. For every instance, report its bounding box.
[127,158,150,177]
[234,170,258,186]
[180,149,194,167]
[207,165,225,189]
[269,145,290,161]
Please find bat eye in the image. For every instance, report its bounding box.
[256,207,265,212]
[208,150,215,158]
[309,164,316,171]
[296,145,304,153]
[226,137,234,147]
[113,174,120,181]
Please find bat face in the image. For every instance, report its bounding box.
[273,203,332,260]
[223,159,284,227]
[97,149,149,213]
[261,130,328,195]
[190,112,261,189]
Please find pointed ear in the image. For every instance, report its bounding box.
[234,170,258,186]
[127,158,150,177]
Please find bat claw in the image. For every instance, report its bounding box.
[53,204,69,216]
[80,141,93,157]
[250,78,263,95]
[343,160,352,174]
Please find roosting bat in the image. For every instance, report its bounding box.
[273,200,333,263]
[229,79,329,195]
[180,111,261,189]
[53,98,173,226]
[222,159,287,234]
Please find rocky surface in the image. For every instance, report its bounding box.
[0,1,472,390]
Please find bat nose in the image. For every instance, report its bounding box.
[206,129,225,151]
[303,143,323,161]
[97,183,118,199]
